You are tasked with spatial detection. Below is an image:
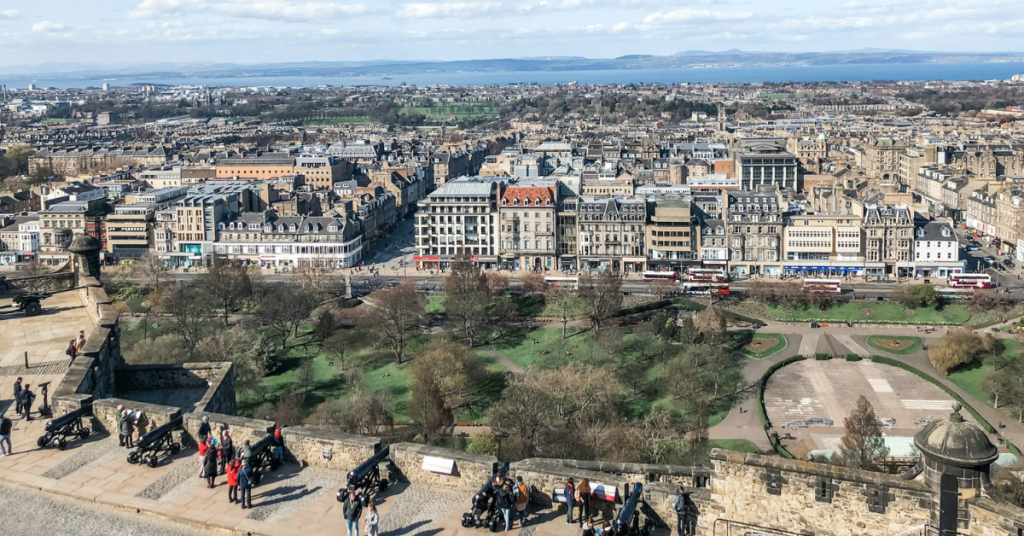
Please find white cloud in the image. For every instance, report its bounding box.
[901,31,927,40]
[131,0,370,21]
[643,9,753,24]
[1,9,19,18]
[395,2,505,19]
[31,21,67,33]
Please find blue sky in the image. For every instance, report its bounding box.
[0,0,1022,67]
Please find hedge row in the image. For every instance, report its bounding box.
[757,355,806,435]
[1008,442,1022,456]
[845,353,861,361]
[615,297,704,316]
[769,434,795,459]
[869,355,997,434]
[814,353,831,361]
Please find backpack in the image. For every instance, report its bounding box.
[672,494,686,514]
[515,483,529,506]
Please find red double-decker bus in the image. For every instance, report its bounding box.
[949,273,993,289]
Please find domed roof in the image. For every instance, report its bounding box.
[67,233,101,254]
[914,402,998,467]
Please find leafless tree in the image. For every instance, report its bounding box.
[202,258,253,326]
[578,270,623,333]
[363,282,426,364]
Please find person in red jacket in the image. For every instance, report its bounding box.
[198,439,209,478]
[226,459,241,503]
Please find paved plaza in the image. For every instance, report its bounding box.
[764,359,985,455]
[0,289,94,368]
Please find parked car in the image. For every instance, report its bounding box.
[1004,259,1016,268]
[966,246,981,252]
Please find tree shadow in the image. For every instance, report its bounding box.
[252,484,321,508]
[381,520,441,536]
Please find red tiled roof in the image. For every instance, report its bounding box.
[501,186,554,206]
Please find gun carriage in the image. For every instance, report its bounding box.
[37,405,92,450]
[127,416,183,468]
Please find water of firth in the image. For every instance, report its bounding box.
[9,62,1024,89]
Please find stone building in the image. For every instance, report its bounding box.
[863,136,908,182]
[862,202,913,279]
[414,176,507,270]
[734,139,799,191]
[725,186,784,276]
[966,187,998,238]
[577,196,647,273]
[497,183,557,272]
[29,146,169,176]
[213,211,363,269]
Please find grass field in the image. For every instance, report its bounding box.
[866,335,923,355]
[766,303,972,325]
[426,295,446,314]
[709,439,762,453]
[399,104,500,119]
[730,333,787,359]
[304,116,376,125]
[948,339,1019,413]
[419,295,590,318]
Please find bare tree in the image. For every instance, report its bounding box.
[522,272,547,296]
[545,284,582,339]
[578,270,623,333]
[928,329,993,376]
[202,258,253,326]
[364,282,427,364]
[835,396,889,471]
[407,336,489,442]
[445,258,492,346]
[132,251,170,292]
[257,283,317,350]
[157,284,214,355]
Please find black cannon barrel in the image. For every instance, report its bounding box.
[474,461,511,497]
[250,434,273,455]
[134,416,183,450]
[347,444,390,485]
[614,483,644,534]
[46,405,92,433]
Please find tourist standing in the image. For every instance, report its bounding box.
[226,459,240,503]
[20,384,34,421]
[13,377,22,416]
[343,490,363,536]
[237,462,253,509]
[671,488,687,535]
[242,439,252,468]
[204,446,218,488]
[74,330,86,354]
[122,410,135,448]
[514,475,529,526]
[0,415,12,456]
[364,502,379,536]
[564,478,576,524]
[219,430,233,475]
[497,482,514,531]
[66,339,78,367]
[272,428,284,464]
[198,437,210,478]
[577,478,592,525]
[197,416,211,444]
[115,405,126,447]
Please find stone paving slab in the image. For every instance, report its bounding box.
[0,290,94,367]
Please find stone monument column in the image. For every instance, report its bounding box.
[913,402,999,536]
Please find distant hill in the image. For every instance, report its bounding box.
[8,50,1024,83]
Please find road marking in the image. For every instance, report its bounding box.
[868,379,893,393]
[902,400,951,410]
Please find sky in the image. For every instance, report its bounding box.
[1,0,1023,68]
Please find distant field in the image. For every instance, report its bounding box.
[399,104,500,119]
[304,116,375,125]
[766,303,972,325]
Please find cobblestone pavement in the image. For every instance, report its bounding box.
[248,466,347,522]
[0,481,212,536]
[377,484,466,535]
[42,434,118,480]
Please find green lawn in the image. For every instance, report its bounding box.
[709,439,762,453]
[866,335,923,355]
[426,295,446,314]
[730,333,787,359]
[948,339,1019,413]
[766,303,972,325]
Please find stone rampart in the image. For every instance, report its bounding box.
[705,450,932,536]
[282,426,379,472]
[389,443,499,495]
[92,398,181,437]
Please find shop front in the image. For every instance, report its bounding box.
[783,262,866,278]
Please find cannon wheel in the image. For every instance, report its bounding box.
[378,478,389,492]
[128,451,140,464]
[57,438,67,451]
[25,302,41,315]
[253,473,262,486]
[147,455,158,468]
[489,516,501,533]
[79,429,91,439]
[37,436,47,448]
[170,443,181,455]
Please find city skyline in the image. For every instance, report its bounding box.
[0,0,1023,67]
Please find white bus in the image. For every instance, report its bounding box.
[949,273,993,289]
[682,281,730,296]
[544,276,579,290]
[803,278,842,293]
[642,270,680,282]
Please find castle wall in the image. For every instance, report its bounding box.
[967,498,1024,536]
[389,443,499,495]
[93,397,181,437]
[706,450,932,536]
[53,278,124,413]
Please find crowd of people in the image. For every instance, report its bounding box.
[195,415,285,510]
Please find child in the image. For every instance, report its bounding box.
[364,501,379,536]
[226,459,241,503]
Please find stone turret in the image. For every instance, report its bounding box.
[914,402,999,536]
[68,233,102,286]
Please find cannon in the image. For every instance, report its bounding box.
[611,483,653,536]
[248,434,280,486]
[37,405,92,450]
[13,292,50,316]
[336,445,391,504]
[461,462,511,532]
[127,416,183,468]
